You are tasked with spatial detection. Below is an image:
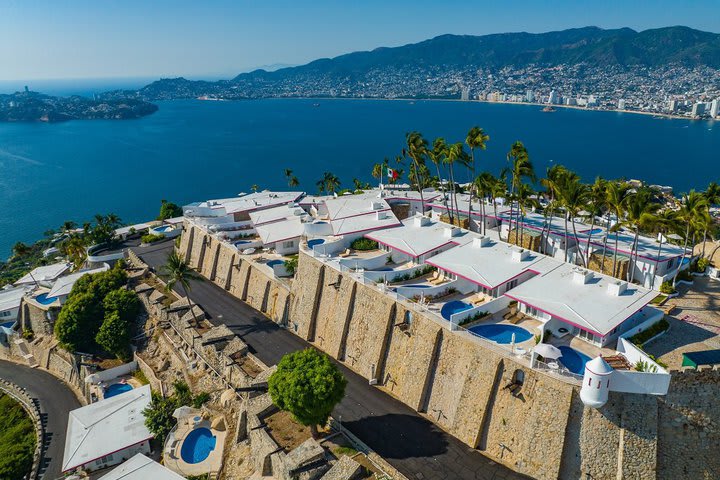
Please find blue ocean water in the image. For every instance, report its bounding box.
[1,98,718,257]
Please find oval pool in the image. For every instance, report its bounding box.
[104,383,133,398]
[266,260,284,267]
[180,427,217,464]
[440,300,473,320]
[468,324,533,344]
[557,346,591,375]
[307,238,325,249]
[403,284,431,288]
[34,293,58,305]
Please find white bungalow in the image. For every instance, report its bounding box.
[63,385,153,473]
[46,265,110,304]
[99,454,185,480]
[14,262,70,288]
[322,194,401,241]
[426,237,556,298]
[0,285,31,325]
[504,264,660,347]
[183,191,304,226]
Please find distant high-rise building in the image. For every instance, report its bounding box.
[460,86,470,101]
[710,99,720,118]
[526,90,534,103]
[587,95,598,107]
[691,102,705,117]
[548,90,559,104]
[668,99,678,112]
[617,99,626,110]
[566,97,577,106]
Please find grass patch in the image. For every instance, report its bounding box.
[649,294,668,305]
[141,233,166,244]
[0,393,36,480]
[350,238,378,251]
[630,318,670,346]
[333,445,358,457]
[133,369,150,385]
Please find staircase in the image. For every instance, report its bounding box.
[13,338,39,368]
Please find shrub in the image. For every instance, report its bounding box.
[659,281,676,295]
[21,328,34,340]
[697,257,709,272]
[676,269,693,282]
[95,311,131,361]
[133,369,149,385]
[350,238,378,251]
[630,318,669,346]
[141,233,166,244]
[143,381,209,444]
[158,200,183,221]
[192,392,211,408]
[284,256,299,275]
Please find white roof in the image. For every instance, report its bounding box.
[115,222,153,236]
[382,189,441,203]
[63,385,153,472]
[163,216,185,225]
[0,286,30,312]
[579,229,686,262]
[99,454,185,480]
[429,198,512,220]
[330,211,401,236]
[201,191,303,214]
[249,204,306,226]
[255,217,305,245]
[324,193,392,220]
[48,265,109,298]
[427,239,557,289]
[504,263,656,336]
[365,216,470,258]
[498,210,574,238]
[15,262,70,285]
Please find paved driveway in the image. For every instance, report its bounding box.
[0,359,81,480]
[135,242,527,480]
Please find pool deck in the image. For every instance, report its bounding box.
[164,418,226,477]
[90,376,143,401]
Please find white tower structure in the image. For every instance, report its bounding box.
[580,356,613,408]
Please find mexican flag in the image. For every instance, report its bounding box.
[383,165,399,181]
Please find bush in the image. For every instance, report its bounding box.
[697,257,709,272]
[141,233,166,244]
[0,394,36,480]
[630,318,669,346]
[284,256,299,275]
[133,369,149,385]
[158,200,182,221]
[659,281,676,295]
[192,392,211,408]
[95,311,131,360]
[350,238,378,251]
[676,269,693,282]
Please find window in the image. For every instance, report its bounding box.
[0,311,10,317]
[282,240,294,249]
[506,279,518,290]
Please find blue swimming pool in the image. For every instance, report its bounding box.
[104,383,133,398]
[181,427,217,464]
[154,225,173,233]
[0,321,15,329]
[307,238,325,248]
[557,346,591,375]
[468,324,533,344]
[403,284,431,288]
[235,240,252,245]
[583,228,603,235]
[266,260,283,267]
[374,267,393,271]
[34,293,58,305]
[440,300,473,320]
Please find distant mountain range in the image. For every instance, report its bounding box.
[100,26,720,103]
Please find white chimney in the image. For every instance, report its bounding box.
[376,210,388,220]
[370,201,383,211]
[572,268,593,285]
[413,216,431,228]
[607,281,627,296]
[443,227,461,238]
[473,236,491,248]
[511,248,530,262]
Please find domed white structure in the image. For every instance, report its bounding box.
[580,356,613,408]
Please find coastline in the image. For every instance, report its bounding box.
[194,95,703,121]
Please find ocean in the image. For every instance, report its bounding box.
[1,97,718,257]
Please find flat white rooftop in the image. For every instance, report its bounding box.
[48,265,109,298]
[185,191,303,216]
[0,285,30,312]
[99,454,185,480]
[249,204,306,226]
[429,198,512,220]
[505,263,657,336]
[382,188,441,203]
[427,238,557,289]
[255,217,305,245]
[365,215,470,258]
[63,385,153,472]
[580,229,686,262]
[324,193,392,220]
[330,210,401,236]
[15,262,71,285]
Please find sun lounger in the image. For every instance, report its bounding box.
[472,293,487,306]
[429,274,446,285]
[338,249,351,258]
[428,271,440,282]
[509,313,524,324]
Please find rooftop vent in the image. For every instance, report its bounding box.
[443,226,461,238]
[376,210,388,220]
[370,201,383,211]
[607,281,627,296]
[572,268,593,285]
[413,216,431,228]
[511,248,530,263]
[473,236,491,248]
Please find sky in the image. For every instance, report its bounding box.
[1,0,719,82]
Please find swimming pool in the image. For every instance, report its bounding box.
[153,225,173,233]
[374,267,393,271]
[582,228,603,235]
[266,260,284,267]
[104,383,133,398]
[403,284,431,288]
[307,238,325,248]
[440,300,473,320]
[180,427,217,464]
[34,293,58,305]
[468,324,533,344]
[557,346,591,375]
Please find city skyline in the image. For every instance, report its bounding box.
[2,0,720,81]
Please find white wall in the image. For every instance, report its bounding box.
[274,237,300,255]
[611,338,670,395]
[84,360,138,385]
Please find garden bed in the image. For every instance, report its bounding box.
[264,410,312,452]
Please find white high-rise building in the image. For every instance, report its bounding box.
[691,102,705,117]
[548,90,559,104]
[460,86,470,102]
[526,90,534,103]
[710,99,720,118]
[617,99,626,110]
[668,99,677,112]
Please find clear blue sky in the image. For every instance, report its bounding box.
[2,0,719,81]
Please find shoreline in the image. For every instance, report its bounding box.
[190,95,709,122]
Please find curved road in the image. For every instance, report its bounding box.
[0,359,81,480]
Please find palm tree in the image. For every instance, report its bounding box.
[444,142,468,225]
[506,142,535,243]
[474,172,496,235]
[671,191,709,286]
[61,221,77,234]
[317,172,340,195]
[605,182,634,278]
[63,234,88,269]
[539,165,575,256]
[429,138,452,223]
[556,177,590,265]
[622,188,660,283]
[515,183,539,249]
[403,132,429,212]
[650,209,678,287]
[251,184,259,193]
[465,127,490,226]
[584,177,607,266]
[289,176,299,188]
[162,251,203,327]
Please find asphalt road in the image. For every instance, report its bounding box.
[0,359,81,480]
[135,242,527,480]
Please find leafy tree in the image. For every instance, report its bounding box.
[158,200,183,220]
[103,288,140,322]
[269,348,347,437]
[55,291,103,352]
[96,310,131,360]
[161,251,202,327]
[11,242,31,258]
[284,256,298,275]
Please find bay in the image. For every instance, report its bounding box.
[1,98,718,257]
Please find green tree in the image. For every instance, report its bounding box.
[158,200,183,220]
[96,310,131,360]
[55,291,103,351]
[162,251,202,327]
[465,127,490,224]
[143,381,204,443]
[0,394,36,480]
[556,175,589,265]
[605,182,634,278]
[11,242,30,258]
[622,188,660,282]
[269,348,347,437]
[103,288,140,322]
[672,190,709,286]
[403,132,429,209]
